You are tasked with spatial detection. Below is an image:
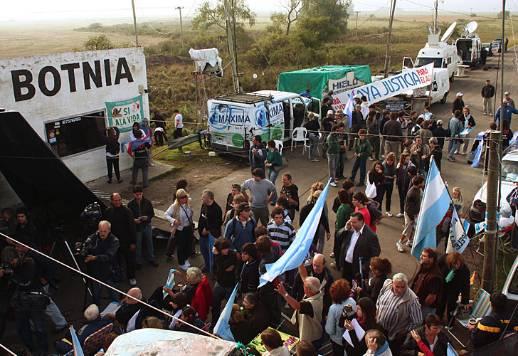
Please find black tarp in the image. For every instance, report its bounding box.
[0,111,105,230]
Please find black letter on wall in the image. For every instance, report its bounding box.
[82,60,103,90]
[11,70,35,102]
[60,62,80,92]
[114,58,134,84]
[38,66,61,96]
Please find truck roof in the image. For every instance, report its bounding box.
[250,90,301,101]
[212,90,300,105]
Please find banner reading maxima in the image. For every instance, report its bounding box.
[332,63,434,111]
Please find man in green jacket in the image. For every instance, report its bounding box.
[326,124,343,187]
[350,129,372,186]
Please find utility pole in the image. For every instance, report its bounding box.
[355,11,359,38]
[433,0,439,34]
[175,6,184,48]
[131,0,139,47]
[223,0,240,93]
[482,130,501,293]
[499,0,506,133]
[383,0,397,78]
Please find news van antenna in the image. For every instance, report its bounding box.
[463,21,479,38]
[441,21,457,43]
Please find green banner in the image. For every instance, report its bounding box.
[105,95,144,133]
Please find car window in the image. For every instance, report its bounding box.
[501,158,518,182]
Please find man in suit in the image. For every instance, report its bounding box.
[338,212,381,285]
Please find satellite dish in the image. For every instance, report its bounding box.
[464,21,478,35]
[441,21,457,42]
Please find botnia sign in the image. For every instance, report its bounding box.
[10,57,134,102]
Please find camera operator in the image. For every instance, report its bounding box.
[1,245,49,354]
[82,220,120,306]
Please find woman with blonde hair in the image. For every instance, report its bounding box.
[165,189,194,270]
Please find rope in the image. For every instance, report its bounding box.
[0,232,221,340]
[0,344,16,356]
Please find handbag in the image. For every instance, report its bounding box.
[365,176,377,199]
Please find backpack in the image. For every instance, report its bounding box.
[367,200,382,224]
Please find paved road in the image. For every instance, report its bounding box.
[4,53,516,348]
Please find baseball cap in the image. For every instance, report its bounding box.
[456,92,463,96]
[505,91,510,95]
[437,120,443,126]
[327,109,334,116]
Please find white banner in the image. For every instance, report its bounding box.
[446,208,470,254]
[332,63,434,112]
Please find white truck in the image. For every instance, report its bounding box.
[403,22,460,83]
[207,90,317,154]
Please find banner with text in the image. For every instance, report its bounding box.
[332,63,434,112]
[106,95,144,133]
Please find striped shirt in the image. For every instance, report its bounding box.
[376,279,423,340]
[267,220,296,252]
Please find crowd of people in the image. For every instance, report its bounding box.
[1,85,518,356]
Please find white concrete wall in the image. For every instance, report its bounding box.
[0,48,149,182]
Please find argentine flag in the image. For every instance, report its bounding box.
[259,181,330,287]
[411,158,451,259]
[70,325,84,356]
[213,283,239,341]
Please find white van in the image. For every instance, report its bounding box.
[207,90,317,153]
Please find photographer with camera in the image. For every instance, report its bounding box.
[1,245,50,354]
[82,220,120,306]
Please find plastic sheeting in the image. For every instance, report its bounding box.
[106,329,236,355]
[189,48,223,76]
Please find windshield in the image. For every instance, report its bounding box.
[502,158,518,182]
[509,263,518,294]
[415,57,443,68]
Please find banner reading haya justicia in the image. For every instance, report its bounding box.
[332,63,434,111]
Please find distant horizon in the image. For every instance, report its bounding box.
[0,0,514,23]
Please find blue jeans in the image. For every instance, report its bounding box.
[211,282,234,327]
[351,157,367,184]
[43,285,67,330]
[200,233,215,272]
[327,153,339,181]
[268,167,280,185]
[448,139,460,158]
[136,224,155,264]
[308,133,319,160]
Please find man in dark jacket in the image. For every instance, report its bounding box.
[128,185,157,269]
[14,208,39,249]
[198,189,223,273]
[292,253,335,318]
[452,92,465,114]
[397,176,424,252]
[410,248,443,316]
[469,293,511,349]
[104,193,137,286]
[481,79,496,116]
[431,120,449,150]
[338,212,381,286]
[249,135,267,172]
[82,220,120,305]
[382,113,403,159]
[211,238,238,328]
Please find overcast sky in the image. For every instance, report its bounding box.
[0,0,512,22]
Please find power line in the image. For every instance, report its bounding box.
[0,231,220,340]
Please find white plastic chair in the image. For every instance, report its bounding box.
[304,131,323,159]
[274,139,284,155]
[291,127,308,152]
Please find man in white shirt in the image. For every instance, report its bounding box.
[174,109,183,139]
[337,212,380,284]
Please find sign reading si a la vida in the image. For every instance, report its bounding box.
[8,56,134,102]
[106,95,144,133]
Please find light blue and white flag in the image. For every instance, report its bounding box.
[259,181,330,287]
[447,342,458,356]
[446,208,470,254]
[213,283,239,341]
[471,132,485,168]
[344,91,355,128]
[411,158,451,259]
[70,325,84,356]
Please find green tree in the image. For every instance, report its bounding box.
[191,0,255,31]
[295,0,352,46]
[84,35,114,50]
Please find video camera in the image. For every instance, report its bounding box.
[341,304,356,321]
